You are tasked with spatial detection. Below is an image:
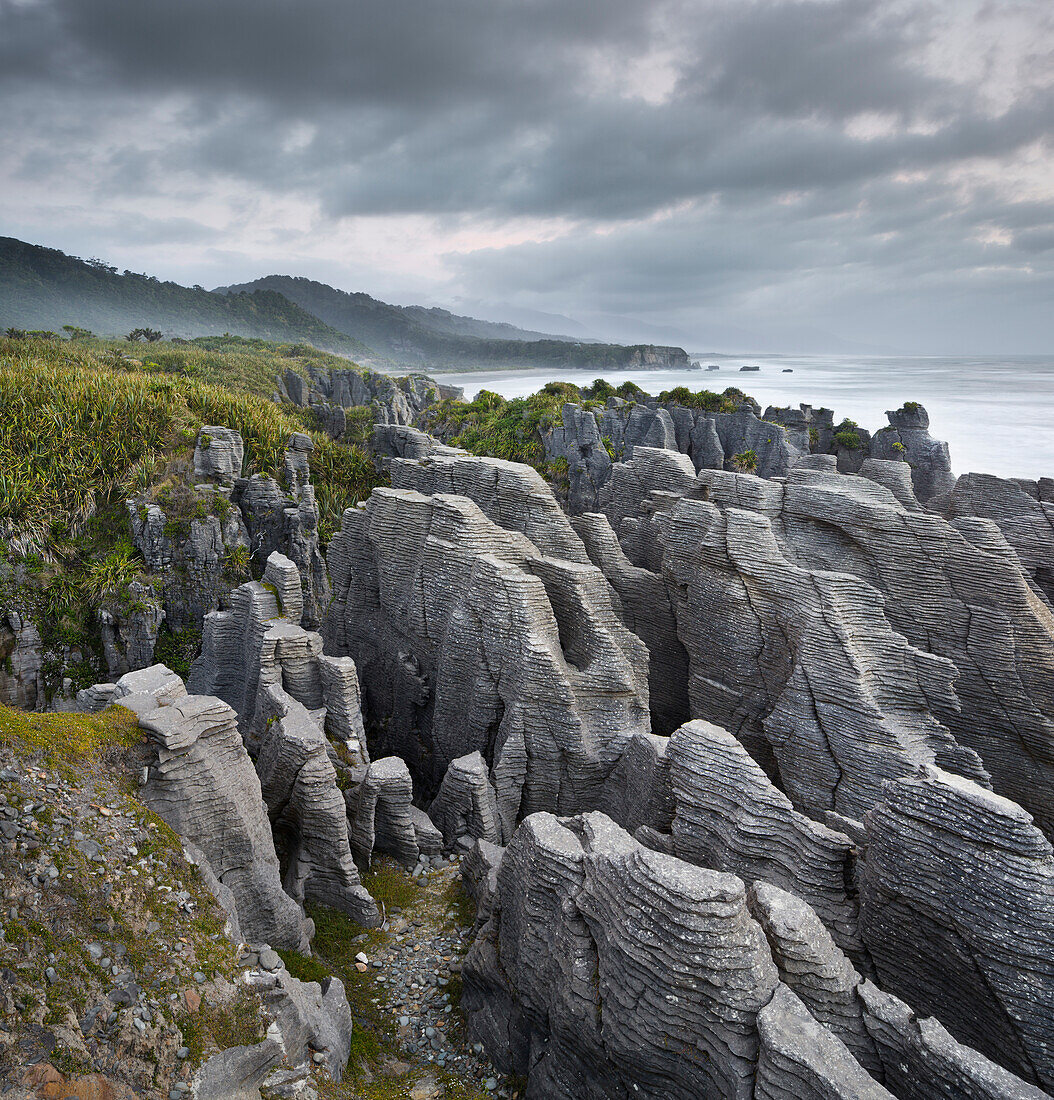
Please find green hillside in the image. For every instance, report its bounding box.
[219,274,691,372]
[0,238,375,359]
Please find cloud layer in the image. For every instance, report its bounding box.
[1,0,1051,351]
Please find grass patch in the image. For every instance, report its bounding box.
[176,986,265,1063]
[0,702,140,775]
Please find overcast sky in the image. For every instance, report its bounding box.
[1,0,1052,353]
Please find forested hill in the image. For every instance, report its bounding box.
[0,238,373,358]
[218,274,691,371]
[0,236,690,372]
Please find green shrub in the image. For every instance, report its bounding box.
[733,449,758,472]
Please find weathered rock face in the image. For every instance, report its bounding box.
[193,962,354,1098]
[860,766,1054,1090]
[97,580,166,680]
[668,721,864,961]
[324,485,650,833]
[193,426,244,486]
[869,404,955,504]
[347,755,422,869]
[464,810,943,1100]
[856,980,1051,1100]
[946,471,1054,602]
[428,751,503,848]
[137,689,311,951]
[658,488,986,819]
[130,427,328,643]
[689,463,1054,838]
[572,512,690,734]
[253,681,379,927]
[747,882,879,1074]
[130,495,249,635]
[190,552,379,927]
[0,611,44,710]
[538,397,805,512]
[754,984,895,1100]
[233,432,330,630]
[463,811,781,1099]
[281,364,459,430]
[390,452,589,565]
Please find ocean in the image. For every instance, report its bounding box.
[431,354,1054,481]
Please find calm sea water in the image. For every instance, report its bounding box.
[432,354,1054,481]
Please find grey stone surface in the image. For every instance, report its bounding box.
[659,486,986,818]
[428,751,503,847]
[860,765,1054,1090]
[0,611,45,710]
[463,810,782,1100]
[754,984,894,1100]
[946,471,1054,603]
[347,755,421,869]
[324,486,650,833]
[690,462,1054,837]
[748,881,879,1073]
[97,579,166,679]
[669,721,864,961]
[868,403,955,504]
[573,511,690,734]
[857,980,1052,1100]
[190,553,378,927]
[138,692,310,950]
[193,426,244,485]
[233,433,330,630]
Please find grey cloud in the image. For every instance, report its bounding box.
[0,0,1051,351]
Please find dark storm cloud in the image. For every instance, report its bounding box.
[0,0,1051,351]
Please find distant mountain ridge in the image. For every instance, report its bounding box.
[0,237,690,372]
[0,237,373,358]
[217,274,688,371]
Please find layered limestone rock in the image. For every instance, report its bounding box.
[598,445,698,570]
[536,395,805,512]
[372,422,466,467]
[860,766,1054,1090]
[857,981,1052,1100]
[253,682,379,927]
[190,553,378,927]
[573,511,690,733]
[658,488,985,819]
[754,984,894,1100]
[193,426,244,485]
[137,690,311,950]
[668,721,864,960]
[0,611,44,710]
[390,452,589,564]
[233,432,330,630]
[946,471,1054,602]
[324,486,650,832]
[280,364,459,429]
[463,811,781,1099]
[691,463,1054,837]
[130,493,249,635]
[97,580,166,679]
[747,882,879,1073]
[193,962,353,1099]
[347,755,423,869]
[868,404,955,504]
[428,751,503,848]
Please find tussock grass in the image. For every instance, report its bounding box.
[0,335,380,556]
